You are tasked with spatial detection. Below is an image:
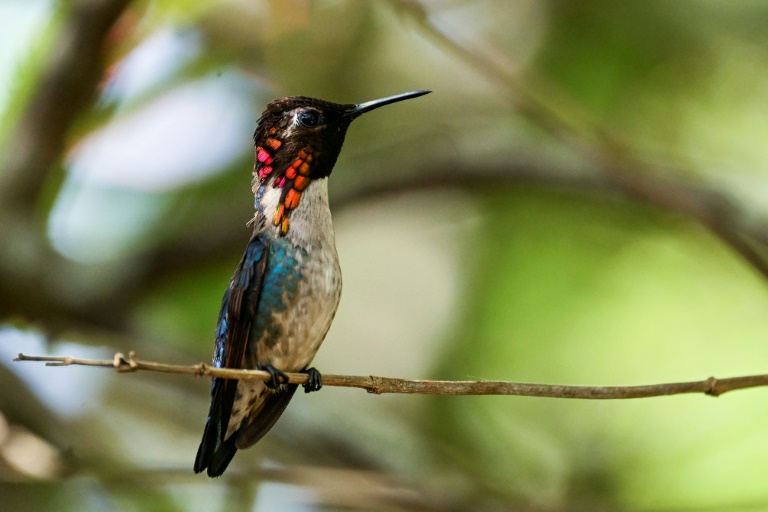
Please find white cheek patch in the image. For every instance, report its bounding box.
[284,110,301,134]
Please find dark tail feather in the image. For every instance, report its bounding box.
[194,378,239,477]
[194,416,238,477]
[235,384,299,449]
[195,383,298,476]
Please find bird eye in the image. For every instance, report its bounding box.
[297,110,321,127]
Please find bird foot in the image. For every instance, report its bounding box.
[302,367,322,393]
[260,364,289,389]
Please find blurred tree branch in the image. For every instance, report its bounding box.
[334,163,768,279]
[392,0,768,278]
[0,0,137,333]
[0,0,133,209]
[14,352,768,399]
[1,163,766,337]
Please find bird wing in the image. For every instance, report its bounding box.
[194,233,269,477]
[234,383,299,449]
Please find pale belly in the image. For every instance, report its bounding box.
[226,239,341,438]
[255,255,342,371]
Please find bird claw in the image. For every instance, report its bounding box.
[260,364,289,389]
[303,367,322,393]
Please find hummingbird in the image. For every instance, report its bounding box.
[194,90,430,477]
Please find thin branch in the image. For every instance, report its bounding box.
[13,352,768,399]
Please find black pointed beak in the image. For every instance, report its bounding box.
[346,90,431,119]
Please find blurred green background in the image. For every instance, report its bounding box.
[3,0,768,510]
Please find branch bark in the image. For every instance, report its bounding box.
[14,352,768,399]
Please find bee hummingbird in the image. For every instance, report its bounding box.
[194,90,430,477]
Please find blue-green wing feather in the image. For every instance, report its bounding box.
[194,233,269,477]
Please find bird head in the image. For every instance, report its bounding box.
[251,90,430,235]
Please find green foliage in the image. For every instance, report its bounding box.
[432,187,768,508]
[0,2,65,147]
